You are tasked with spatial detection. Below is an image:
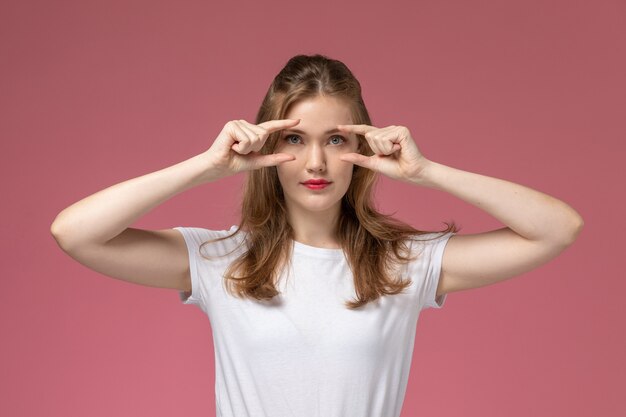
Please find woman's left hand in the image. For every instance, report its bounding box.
[337,124,431,183]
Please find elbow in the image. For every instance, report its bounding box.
[50,220,61,240]
[559,215,584,246]
[50,218,73,251]
[575,214,584,230]
[50,225,68,250]
[50,222,61,239]
[572,212,585,237]
[50,211,65,236]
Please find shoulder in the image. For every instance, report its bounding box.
[174,224,240,238]
[407,231,456,250]
[173,225,247,255]
[403,231,456,270]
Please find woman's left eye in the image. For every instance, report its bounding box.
[329,135,346,145]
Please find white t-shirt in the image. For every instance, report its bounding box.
[174,224,455,417]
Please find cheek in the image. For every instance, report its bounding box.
[276,166,287,184]
[335,163,355,183]
[276,161,296,185]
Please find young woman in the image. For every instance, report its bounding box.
[51,54,583,417]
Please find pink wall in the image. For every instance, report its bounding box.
[1,0,623,416]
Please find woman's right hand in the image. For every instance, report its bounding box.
[202,119,300,180]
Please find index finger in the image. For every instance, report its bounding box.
[336,124,376,135]
[258,118,301,132]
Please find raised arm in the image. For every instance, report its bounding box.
[50,152,221,291]
[335,123,584,298]
[413,160,584,297]
[50,118,301,292]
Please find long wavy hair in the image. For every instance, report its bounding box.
[200,53,459,309]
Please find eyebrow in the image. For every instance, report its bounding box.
[283,128,342,135]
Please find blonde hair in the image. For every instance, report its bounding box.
[201,53,459,309]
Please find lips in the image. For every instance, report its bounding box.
[302,179,332,185]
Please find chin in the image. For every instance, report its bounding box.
[294,198,342,213]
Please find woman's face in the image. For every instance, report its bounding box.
[274,96,361,217]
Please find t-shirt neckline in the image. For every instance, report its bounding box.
[292,239,345,259]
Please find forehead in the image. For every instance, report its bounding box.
[284,96,353,130]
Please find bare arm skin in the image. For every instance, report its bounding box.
[50,152,220,292]
[410,160,584,298]
[50,118,301,293]
[335,123,584,299]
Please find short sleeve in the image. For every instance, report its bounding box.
[173,225,240,312]
[410,231,456,311]
[173,226,211,309]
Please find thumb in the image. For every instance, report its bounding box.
[340,153,372,169]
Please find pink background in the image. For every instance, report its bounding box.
[2,0,624,416]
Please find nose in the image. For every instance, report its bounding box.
[305,143,326,172]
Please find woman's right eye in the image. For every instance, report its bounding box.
[284,135,301,144]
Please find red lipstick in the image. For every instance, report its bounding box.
[301,179,332,190]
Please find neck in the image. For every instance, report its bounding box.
[286,202,342,249]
